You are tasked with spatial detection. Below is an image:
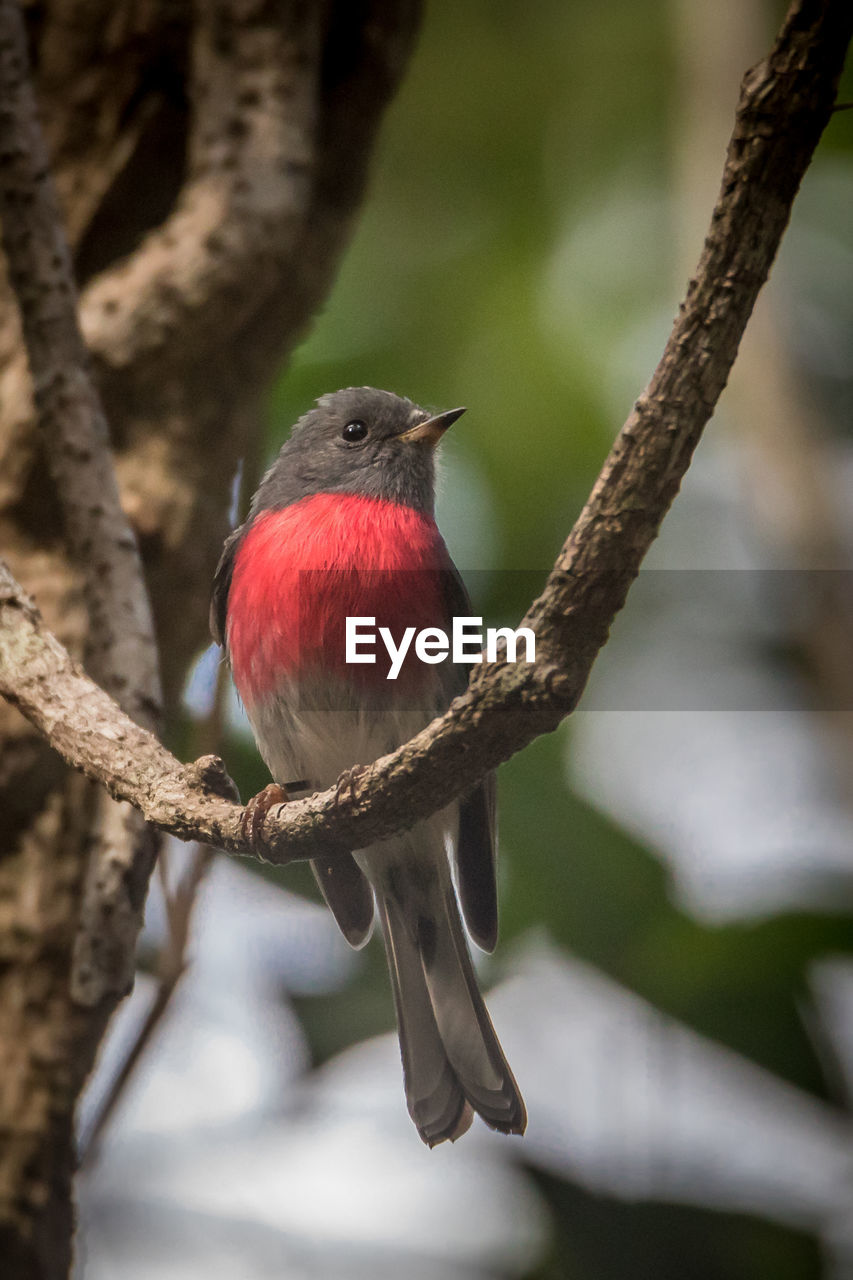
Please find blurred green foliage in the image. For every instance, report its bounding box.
[527,1168,821,1280]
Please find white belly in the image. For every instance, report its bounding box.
[248,672,445,789]
[247,672,457,866]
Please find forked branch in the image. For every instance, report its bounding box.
[0,0,850,866]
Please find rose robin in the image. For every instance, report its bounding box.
[211,387,526,1146]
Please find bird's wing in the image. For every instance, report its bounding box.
[439,560,499,953]
[209,522,246,647]
[311,854,375,948]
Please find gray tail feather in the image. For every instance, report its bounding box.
[377,884,526,1147]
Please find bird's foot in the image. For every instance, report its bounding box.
[241,782,290,851]
[335,764,368,807]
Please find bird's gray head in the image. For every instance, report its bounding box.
[249,387,465,517]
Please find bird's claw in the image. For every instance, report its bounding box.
[241,782,290,850]
[335,764,368,807]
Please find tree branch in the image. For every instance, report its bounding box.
[78,0,321,391]
[524,0,853,671]
[1,0,849,867]
[0,0,167,1016]
[0,0,160,730]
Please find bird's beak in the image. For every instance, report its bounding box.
[399,406,466,446]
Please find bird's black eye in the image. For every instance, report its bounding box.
[342,420,368,443]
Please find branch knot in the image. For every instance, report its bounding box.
[184,754,240,803]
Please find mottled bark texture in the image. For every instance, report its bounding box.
[0,1,421,1276]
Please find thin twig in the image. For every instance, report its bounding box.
[79,671,226,1165]
[79,845,215,1167]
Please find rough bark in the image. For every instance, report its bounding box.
[0,1,421,1276]
[0,0,160,725]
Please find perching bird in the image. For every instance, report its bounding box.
[210,387,526,1146]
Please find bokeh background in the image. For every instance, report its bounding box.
[75,1,853,1276]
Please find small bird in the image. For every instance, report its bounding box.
[211,387,526,1146]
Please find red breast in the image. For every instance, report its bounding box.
[227,493,452,704]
